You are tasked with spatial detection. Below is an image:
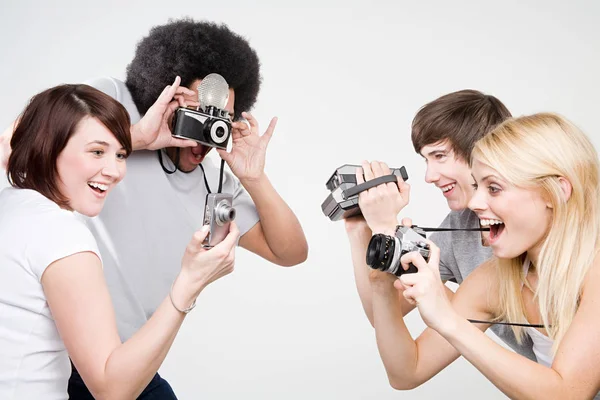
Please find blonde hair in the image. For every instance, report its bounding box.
[472,113,600,353]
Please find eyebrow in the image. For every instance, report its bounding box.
[87,140,126,151]
[426,148,449,157]
[471,174,501,183]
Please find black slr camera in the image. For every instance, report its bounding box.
[171,73,232,150]
[366,226,430,276]
[321,164,409,221]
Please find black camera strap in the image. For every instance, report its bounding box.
[198,158,226,194]
[468,319,546,328]
[413,225,490,232]
[343,175,398,199]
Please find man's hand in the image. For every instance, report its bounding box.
[356,161,411,234]
[131,76,199,151]
[216,112,276,183]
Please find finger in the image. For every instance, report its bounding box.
[399,272,420,287]
[393,278,408,291]
[161,76,182,106]
[370,161,384,178]
[174,85,196,97]
[168,137,198,148]
[214,222,240,251]
[242,112,259,133]
[174,94,187,108]
[361,160,374,181]
[261,117,278,145]
[401,217,413,227]
[380,162,391,175]
[400,251,428,272]
[402,289,417,305]
[355,166,365,184]
[188,225,210,251]
[216,148,233,164]
[423,239,440,268]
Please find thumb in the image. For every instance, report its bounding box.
[189,225,210,250]
[401,217,413,227]
[216,148,233,164]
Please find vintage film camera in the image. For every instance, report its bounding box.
[171,73,232,150]
[366,226,430,276]
[321,164,409,221]
[202,193,237,248]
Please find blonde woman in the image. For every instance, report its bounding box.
[359,113,600,399]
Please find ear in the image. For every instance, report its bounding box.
[547,177,572,208]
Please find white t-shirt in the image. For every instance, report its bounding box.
[0,188,100,400]
[84,77,260,341]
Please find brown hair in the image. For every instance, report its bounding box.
[7,84,132,208]
[411,89,511,162]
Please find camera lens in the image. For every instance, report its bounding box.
[366,234,395,272]
[209,120,230,144]
[215,201,236,225]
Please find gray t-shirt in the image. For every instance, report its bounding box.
[430,209,537,361]
[84,77,260,341]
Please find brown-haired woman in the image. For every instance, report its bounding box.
[0,84,239,399]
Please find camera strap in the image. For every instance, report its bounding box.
[413,225,490,232]
[198,158,226,194]
[343,175,398,199]
[467,319,546,328]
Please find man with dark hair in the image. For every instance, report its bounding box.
[345,89,537,384]
[64,19,308,398]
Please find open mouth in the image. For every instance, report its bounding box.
[480,218,505,243]
[440,183,456,196]
[88,181,108,195]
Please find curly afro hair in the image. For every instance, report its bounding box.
[125,19,261,120]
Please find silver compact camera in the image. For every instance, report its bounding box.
[202,193,236,248]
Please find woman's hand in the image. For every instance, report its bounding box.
[395,240,457,333]
[356,161,410,235]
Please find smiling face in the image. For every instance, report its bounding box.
[55,117,127,217]
[468,159,552,261]
[420,140,474,211]
[168,79,236,172]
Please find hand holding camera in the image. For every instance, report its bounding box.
[216,112,277,183]
[133,76,199,151]
[177,221,240,300]
[393,240,457,333]
[357,161,411,234]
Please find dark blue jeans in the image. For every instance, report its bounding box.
[68,362,177,399]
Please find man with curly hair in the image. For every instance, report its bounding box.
[62,19,308,398]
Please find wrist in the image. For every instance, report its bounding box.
[130,123,147,151]
[436,309,462,337]
[240,173,268,189]
[371,222,399,236]
[172,270,205,308]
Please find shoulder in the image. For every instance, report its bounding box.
[83,77,141,123]
[454,257,499,313]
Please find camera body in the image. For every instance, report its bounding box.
[366,226,430,276]
[202,193,236,248]
[321,164,409,221]
[172,106,232,150]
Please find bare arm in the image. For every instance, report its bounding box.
[43,225,239,399]
[345,216,418,326]
[370,258,496,389]
[238,174,308,266]
[439,256,600,399]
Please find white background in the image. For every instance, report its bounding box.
[1,0,599,398]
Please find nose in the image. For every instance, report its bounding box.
[101,157,124,180]
[424,164,440,184]
[468,187,487,212]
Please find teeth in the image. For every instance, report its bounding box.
[88,182,108,191]
[441,184,456,192]
[480,219,504,226]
